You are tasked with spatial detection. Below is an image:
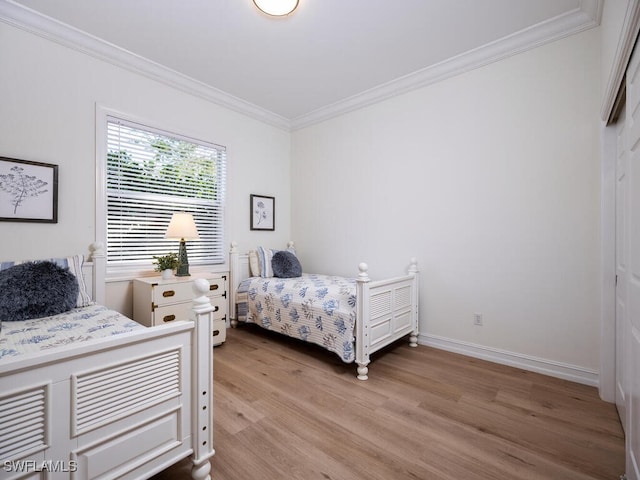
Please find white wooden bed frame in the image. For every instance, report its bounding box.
[0,243,215,480]
[229,241,419,380]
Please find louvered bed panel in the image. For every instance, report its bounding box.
[368,280,415,351]
[72,349,182,436]
[0,384,49,462]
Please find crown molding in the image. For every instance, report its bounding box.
[0,0,601,132]
[600,0,640,123]
[291,0,603,130]
[0,0,291,131]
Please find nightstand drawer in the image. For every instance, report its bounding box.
[213,319,226,346]
[154,302,193,324]
[151,276,226,308]
[154,294,227,324]
[152,282,196,307]
[206,277,226,296]
[209,294,227,320]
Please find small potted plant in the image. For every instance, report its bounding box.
[153,252,179,280]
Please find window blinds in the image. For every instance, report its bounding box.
[106,116,226,267]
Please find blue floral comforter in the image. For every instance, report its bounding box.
[238,274,357,363]
[0,304,144,360]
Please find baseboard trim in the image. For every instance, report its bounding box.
[419,333,599,387]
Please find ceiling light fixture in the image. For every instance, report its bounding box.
[253,0,299,17]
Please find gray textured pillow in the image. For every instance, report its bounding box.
[0,261,79,321]
[271,250,302,278]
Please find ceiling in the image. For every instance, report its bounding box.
[3,0,601,129]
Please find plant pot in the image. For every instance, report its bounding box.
[161,269,173,280]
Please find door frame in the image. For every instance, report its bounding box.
[600,0,640,403]
[601,119,617,403]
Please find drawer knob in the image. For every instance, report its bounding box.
[209,284,219,291]
[163,314,176,322]
[162,290,176,297]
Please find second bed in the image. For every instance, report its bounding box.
[229,242,419,380]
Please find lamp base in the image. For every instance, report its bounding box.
[176,239,190,276]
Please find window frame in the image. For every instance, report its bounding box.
[96,106,228,281]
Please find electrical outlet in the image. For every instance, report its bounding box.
[473,313,483,326]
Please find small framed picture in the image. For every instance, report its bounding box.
[0,157,58,223]
[250,194,274,231]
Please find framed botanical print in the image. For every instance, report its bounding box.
[250,194,274,231]
[0,157,58,223]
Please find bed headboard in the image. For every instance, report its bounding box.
[87,242,106,304]
[229,241,250,319]
[228,240,297,320]
[81,260,94,300]
[54,242,106,305]
[0,242,106,306]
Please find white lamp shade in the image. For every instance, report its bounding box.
[253,0,299,16]
[165,213,200,240]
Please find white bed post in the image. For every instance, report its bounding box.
[408,257,419,347]
[190,279,216,480]
[355,262,371,380]
[229,241,239,327]
[90,241,106,305]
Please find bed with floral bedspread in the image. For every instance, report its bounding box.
[238,274,359,362]
[231,242,419,380]
[0,304,143,359]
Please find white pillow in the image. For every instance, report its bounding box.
[257,246,275,278]
[248,250,260,277]
[62,254,92,307]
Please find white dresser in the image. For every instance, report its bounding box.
[133,271,228,346]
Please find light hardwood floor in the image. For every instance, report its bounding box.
[154,325,624,480]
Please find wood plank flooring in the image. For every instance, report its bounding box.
[152,325,625,480]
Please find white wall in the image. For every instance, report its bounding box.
[0,22,292,315]
[291,28,602,380]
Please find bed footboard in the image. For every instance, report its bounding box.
[0,281,215,480]
[355,259,419,380]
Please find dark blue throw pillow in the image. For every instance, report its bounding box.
[271,250,302,278]
[0,261,79,321]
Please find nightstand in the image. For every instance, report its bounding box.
[133,272,228,346]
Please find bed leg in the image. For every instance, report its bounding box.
[409,332,418,347]
[357,363,369,381]
[230,318,238,328]
[191,457,211,480]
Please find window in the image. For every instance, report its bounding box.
[105,116,226,272]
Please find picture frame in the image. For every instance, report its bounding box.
[250,194,274,231]
[0,157,58,223]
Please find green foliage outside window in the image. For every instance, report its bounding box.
[107,134,219,200]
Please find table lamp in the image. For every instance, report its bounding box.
[165,212,200,276]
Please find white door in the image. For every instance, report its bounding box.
[623,40,640,480]
[616,104,628,430]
